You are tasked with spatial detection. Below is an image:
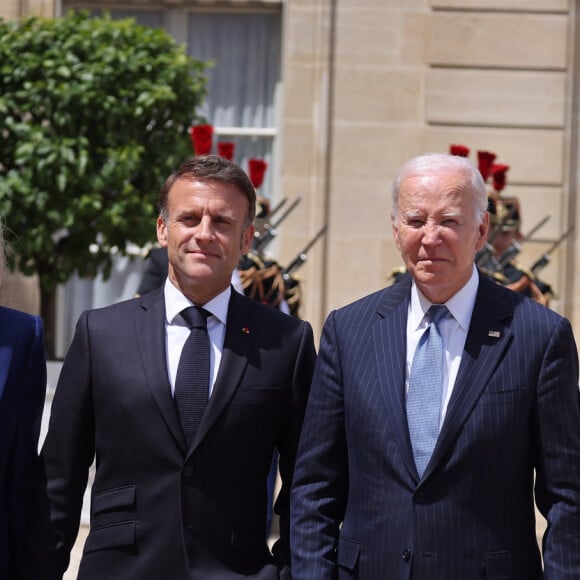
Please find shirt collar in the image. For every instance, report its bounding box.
[164,278,231,326]
[410,265,479,331]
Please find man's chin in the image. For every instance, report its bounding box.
[411,263,447,280]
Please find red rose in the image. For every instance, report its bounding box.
[491,163,510,192]
[190,124,214,156]
[248,158,268,189]
[477,150,497,181]
[217,141,236,161]
[449,144,470,157]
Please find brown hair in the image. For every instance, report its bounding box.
[157,155,257,228]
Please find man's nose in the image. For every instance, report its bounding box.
[196,216,214,239]
[422,222,441,245]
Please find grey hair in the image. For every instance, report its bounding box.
[391,153,488,225]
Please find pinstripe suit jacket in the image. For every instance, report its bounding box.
[291,273,580,579]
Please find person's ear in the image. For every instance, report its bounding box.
[157,216,168,247]
[241,224,255,254]
[475,212,490,252]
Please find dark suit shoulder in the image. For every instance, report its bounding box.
[0,306,42,346]
[230,290,308,330]
[330,280,410,323]
[81,288,163,319]
[478,273,566,326]
[0,305,39,326]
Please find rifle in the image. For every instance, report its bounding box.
[283,225,328,278]
[530,226,574,276]
[266,197,288,220]
[252,197,302,254]
[497,215,551,267]
[476,204,519,271]
[475,243,502,273]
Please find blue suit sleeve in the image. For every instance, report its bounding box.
[533,316,580,578]
[291,311,348,578]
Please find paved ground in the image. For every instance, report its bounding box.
[64,527,89,580]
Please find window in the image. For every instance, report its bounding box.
[187,9,281,196]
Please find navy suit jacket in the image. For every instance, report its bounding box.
[291,273,580,579]
[41,287,316,579]
[0,306,46,579]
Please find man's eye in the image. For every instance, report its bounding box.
[182,216,200,225]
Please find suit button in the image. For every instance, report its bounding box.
[415,492,426,503]
[401,549,411,562]
[183,466,194,477]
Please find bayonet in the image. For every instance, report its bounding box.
[530,226,574,276]
[497,215,551,267]
[252,197,302,254]
[283,225,328,277]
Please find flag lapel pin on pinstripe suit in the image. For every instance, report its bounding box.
[488,330,501,338]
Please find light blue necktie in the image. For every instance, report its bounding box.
[407,304,448,477]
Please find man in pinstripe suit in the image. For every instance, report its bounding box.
[291,153,580,579]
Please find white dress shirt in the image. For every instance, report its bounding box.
[405,265,480,429]
[163,279,230,397]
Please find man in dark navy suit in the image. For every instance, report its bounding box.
[291,153,580,579]
[0,225,47,579]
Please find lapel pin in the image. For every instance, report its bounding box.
[488,330,500,338]
[242,327,250,334]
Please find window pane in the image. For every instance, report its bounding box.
[88,8,165,29]
[187,11,281,129]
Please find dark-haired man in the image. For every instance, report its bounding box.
[42,155,316,579]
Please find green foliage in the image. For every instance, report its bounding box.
[0,11,208,290]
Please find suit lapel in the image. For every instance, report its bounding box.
[135,289,187,451]
[0,347,11,402]
[189,291,250,454]
[373,279,418,478]
[425,275,514,480]
[0,317,13,401]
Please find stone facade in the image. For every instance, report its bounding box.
[2,0,579,341]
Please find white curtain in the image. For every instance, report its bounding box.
[188,12,281,129]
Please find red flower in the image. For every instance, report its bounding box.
[190,124,214,156]
[217,141,236,161]
[248,158,268,189]
[449,144,470,157]
[477,150,497,181]
[490,163,510,192]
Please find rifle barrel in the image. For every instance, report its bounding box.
[283,225,328,275]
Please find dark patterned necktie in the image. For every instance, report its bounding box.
[406,304,448,477]
[174,306,210,447]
